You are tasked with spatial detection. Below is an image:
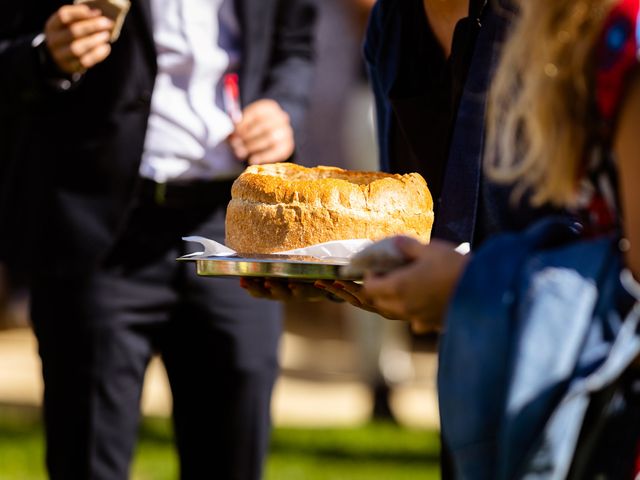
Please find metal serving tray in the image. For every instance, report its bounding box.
[178,253,358,281]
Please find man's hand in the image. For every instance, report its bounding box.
[362,238,470,334]
[44,4,114,75]
[314,280,402,319]
[240,277,328,302]
[229,99,295,165]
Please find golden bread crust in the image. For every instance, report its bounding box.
[225,163,434,254]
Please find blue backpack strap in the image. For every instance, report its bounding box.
[517,258,640,479]
[437,217,580,477]
[498,234,620,478]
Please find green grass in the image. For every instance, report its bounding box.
[0,408,440,479]
[266,424,440,480]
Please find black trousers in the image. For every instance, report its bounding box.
[30,182,283,480]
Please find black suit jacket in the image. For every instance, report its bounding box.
[0,0,316,275]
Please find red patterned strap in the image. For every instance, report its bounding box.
[596,0,640,123]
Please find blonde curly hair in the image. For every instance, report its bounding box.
[486,0,616,207]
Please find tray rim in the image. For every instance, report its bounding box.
[177,254,360,281]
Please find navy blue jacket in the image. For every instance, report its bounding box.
[364,0,555,246]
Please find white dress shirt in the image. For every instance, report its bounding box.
[140,0,243,183]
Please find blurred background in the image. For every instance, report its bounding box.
[0,0,442,478]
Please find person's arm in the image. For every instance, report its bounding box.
[260,0,316,141]
[0,4,113,110]
[0,7,53,108]
[613,75,640,280]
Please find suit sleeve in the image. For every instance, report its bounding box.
[262,0,317,140]
[0,7,76,113]
[0,33,47,111]
[363,0,391,172]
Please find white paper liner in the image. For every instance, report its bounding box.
[455,242,471,255]
[182,236,373,260]
[182,236,237,257]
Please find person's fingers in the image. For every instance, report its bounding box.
[46,5,100,33]
[263,279,294,301]
[69,16,114,39]
[316,281,376,311]
[80,43,111,68]
[362,271,402,302]
[56,31,111,63]
[314,280,335,292]
[240,278,324,302]
[314,280,365,304]
[78,43,112,69]
[370,297,410,319]
[247,143,294,165]
[238,99,286,122]
[229,125,293,163]
[236,101,266,126]
[288,282,326,301]
[48,16,114,49]
[242,277,288,300]
[362,271,415,318]
[315,281,355,302]
[56,43,111,74]
[232,99,293,164]
[239,277,272,298]
[235,100,290,138]
[235,122,269,144]
[315,280,406,319]
[333,281,371,303]
[228,135,249,160]
[242,125,290,154]
[45,10,114,74]
[237,115,289,144]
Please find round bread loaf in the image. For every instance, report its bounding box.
[225,163,434,254]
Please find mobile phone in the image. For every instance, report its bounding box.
[74,0,131,42]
